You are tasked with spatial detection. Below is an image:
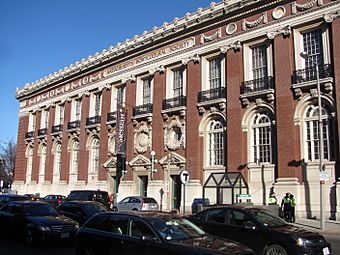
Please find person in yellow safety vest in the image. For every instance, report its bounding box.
[267,193,277,205]
[281,192,291,222]
[289,194,296,222]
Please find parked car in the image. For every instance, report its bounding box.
[112,196,159,212]
[191,198,210,214]
[58,201,110,225]
[41,194,66,206]
[75,211,255,255]
[186,205,332,255]
[0,194,30,207]
[0,201,79,246]
[24,193,40,201]
[66,190,110,208]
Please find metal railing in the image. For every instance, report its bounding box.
[25,131,34,139]
[107,111,116,122]
[68,120,80,130]
[197,87,226,103]
[51,124,63,133]
[162,96,186,110]
[37,128,47,136]
[86,116,101,126]
[133,103,153,116]
[292,64,332,84]
[241,76,274,94]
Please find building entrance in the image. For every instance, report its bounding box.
[171,175,181,211]
[139,175,148,197]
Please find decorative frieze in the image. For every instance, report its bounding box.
[200,28,222,44]
[134,123,151,154]
[242,12,268,31]
[267,25,291,40]
[272,6,286,20]
[291,0,323,14]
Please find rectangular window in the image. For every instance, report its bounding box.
[117,86,125,106]
[303,29,323,68]
[252,45,268,80]
[75,99,81,121]
[142,78,151,105]
[173,68,183,98]
[209,58,221,89]
[28,113,36,132]
[94,94,101,116]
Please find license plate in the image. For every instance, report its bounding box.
[61,232,70,238]
[323,247,330,255]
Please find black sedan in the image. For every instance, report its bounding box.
[58,200,110,225]
[186,205,331,255]
[75,211,255,255]
[0,201,79,246]
[0,194,30,207]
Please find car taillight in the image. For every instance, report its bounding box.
[57,199,62,205]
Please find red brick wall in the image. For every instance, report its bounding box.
[15,115,29,181]
[61,101,71,181]
[274,35,301,180]
[45,107,54,182]
[186,60,202,181]
[78,95,90,182]
[99,89,110,181]
[31,111,41,182]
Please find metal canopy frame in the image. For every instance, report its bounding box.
[203,172,249,205]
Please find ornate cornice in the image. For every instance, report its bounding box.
[200,28,222,44]
[266,25,291,39]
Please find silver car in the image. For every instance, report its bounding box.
[112,196,159,212]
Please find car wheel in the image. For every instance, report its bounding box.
[264,244,288,255]
[25,229,35,247]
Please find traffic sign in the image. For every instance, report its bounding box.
[180,170,189,184]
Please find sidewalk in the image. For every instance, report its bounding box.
[294,218,340,235]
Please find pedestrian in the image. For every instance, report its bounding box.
[267,192,277,205]
[289,194,296,222]
[109,192,115,209]
[281,192,291,222]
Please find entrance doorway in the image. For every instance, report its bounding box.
[139,176,148,197]
[171,175,181,210]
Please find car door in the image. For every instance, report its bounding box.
[226,208,262,254]
[0,204,12,234]
[202,208,228,237]
[118,197,130,212]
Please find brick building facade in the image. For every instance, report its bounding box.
[13,0,340,219]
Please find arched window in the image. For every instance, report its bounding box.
[26,147,33,182]
[39,145,47,175]
[54,143,62,175]
[251,112,274,164]
[90,138,100,173]
[70,140,79,174]
[304,105,334,161]
[208,119,225,166]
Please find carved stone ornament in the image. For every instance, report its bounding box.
[220,41,242,53]
[272,6,286,20]
[241,98,250,107]
[294,88,303,100]
[226,22,237,35]
[134,123,151,154]
[291,0,323,14]
[324,82,333,95]
[242,12,268,31]
[200,28,222,44]
[164,116,185,151]
[198,106,206,115]
[310,88,318,98]
[149,65,165,75]
[181,54,200,65]
[267,25,291,40]
[324,10,340,23]
[108,134,116,156]
[122,75,136,83]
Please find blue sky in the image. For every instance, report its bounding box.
[0,0,213,143]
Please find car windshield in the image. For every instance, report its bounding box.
[23,204,59,216]
[82,203,108,216]
[247,209,287,227]
[148,217,205,241]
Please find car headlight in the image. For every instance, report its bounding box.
[74,223,80,229]
[37,225,52,232]
[297,237,313,246]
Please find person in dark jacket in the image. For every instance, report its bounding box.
[281,192,291,222]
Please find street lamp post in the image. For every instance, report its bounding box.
[150,151,157,180]
[300,52,325,230]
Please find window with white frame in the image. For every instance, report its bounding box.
[54,143,62,175]
[40,109,49,129]
[201,53,225,92]
[70,140,79,174]
[89,138,100,173]
[294,23,330,70]
[26,147,33,181]
[28,112,36,132]
[39,145,47,176]
[207,119,225,166]
[251,112,274,164]
[244,40,273,82]
[304,104,335,161]
[55,104,65,125]
[90,92,102,117]
[136,76,153,106]
[111,85,126,112]
[166,66,186,99]
[71,98,82,121]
